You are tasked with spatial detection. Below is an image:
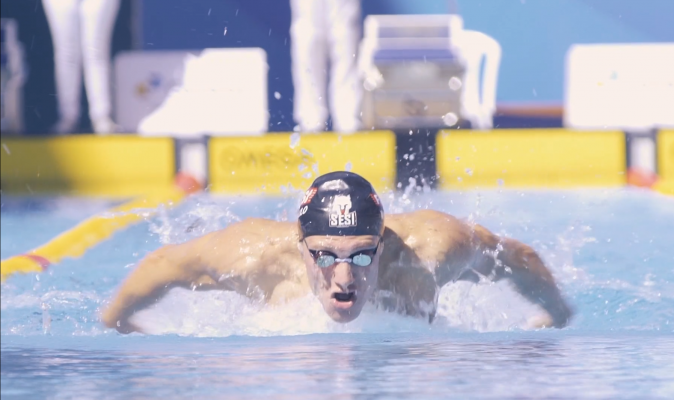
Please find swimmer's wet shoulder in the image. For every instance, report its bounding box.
[198,218,307,296]
[382,210,476,272]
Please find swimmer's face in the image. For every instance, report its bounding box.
[300,235,381,323]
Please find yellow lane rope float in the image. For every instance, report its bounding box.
[0,173,201,282]
[653,180,674,196]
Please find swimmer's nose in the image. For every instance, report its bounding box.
[333,262,355,292]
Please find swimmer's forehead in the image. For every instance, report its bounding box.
[304,235,379,250]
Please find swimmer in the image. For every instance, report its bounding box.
[102,171,572,333]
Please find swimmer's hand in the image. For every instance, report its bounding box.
[101,308,143,334]
[545,297,573,328]
[526,314,554,330]
[526,306,573,329]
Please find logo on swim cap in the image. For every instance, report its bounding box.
[298,171,384,238]
[301,187,318,205]
[329,195,357,228]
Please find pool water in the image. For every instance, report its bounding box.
[2,189,673,399]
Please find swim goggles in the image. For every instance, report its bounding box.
[304,240,380,268]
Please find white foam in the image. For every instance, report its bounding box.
[129,278,547,337]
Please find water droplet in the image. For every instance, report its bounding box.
[290,133,300,148]
[223,27,228,35]
[443,112,458,126]
[465,168,473,176]
[448,77,462,91]
[363,78,378,91]
[274,91,281,100]
[345,161,353,171]
[497,179,504,186]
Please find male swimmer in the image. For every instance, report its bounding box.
[102,171,572,333]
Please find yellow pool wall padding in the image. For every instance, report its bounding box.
[4,129,671,196]
[209,131,396,193]
[655,129,674,196]
[1,136,176,196]
[436,129,626,189]
[0,188,188,281]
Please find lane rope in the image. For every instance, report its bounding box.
[0,173,201,281]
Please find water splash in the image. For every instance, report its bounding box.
[148,197,241,244]
[289,133,300,149]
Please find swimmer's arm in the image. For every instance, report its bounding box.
[469,225,573,328]
[101,232,236,334]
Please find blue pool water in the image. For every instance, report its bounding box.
[2,189,673,399]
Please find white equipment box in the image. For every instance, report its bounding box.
[565,43,674,132]
[114,48,268,137]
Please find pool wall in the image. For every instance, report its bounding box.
[2,128,672,196]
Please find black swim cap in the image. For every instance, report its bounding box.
[298,171,384,238]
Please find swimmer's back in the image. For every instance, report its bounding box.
[384,210,474,246]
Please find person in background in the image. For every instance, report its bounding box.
[1,18,27,135]
[42,0,120,134]
[290,0,362,133]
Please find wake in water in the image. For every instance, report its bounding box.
[1,189,673,337]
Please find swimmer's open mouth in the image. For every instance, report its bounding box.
[333,292,356,302]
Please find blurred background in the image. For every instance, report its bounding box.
[2,0,672,134]
[1,0,673,197]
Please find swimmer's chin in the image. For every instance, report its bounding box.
[326,306,362,323]
[329,313,359,323]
